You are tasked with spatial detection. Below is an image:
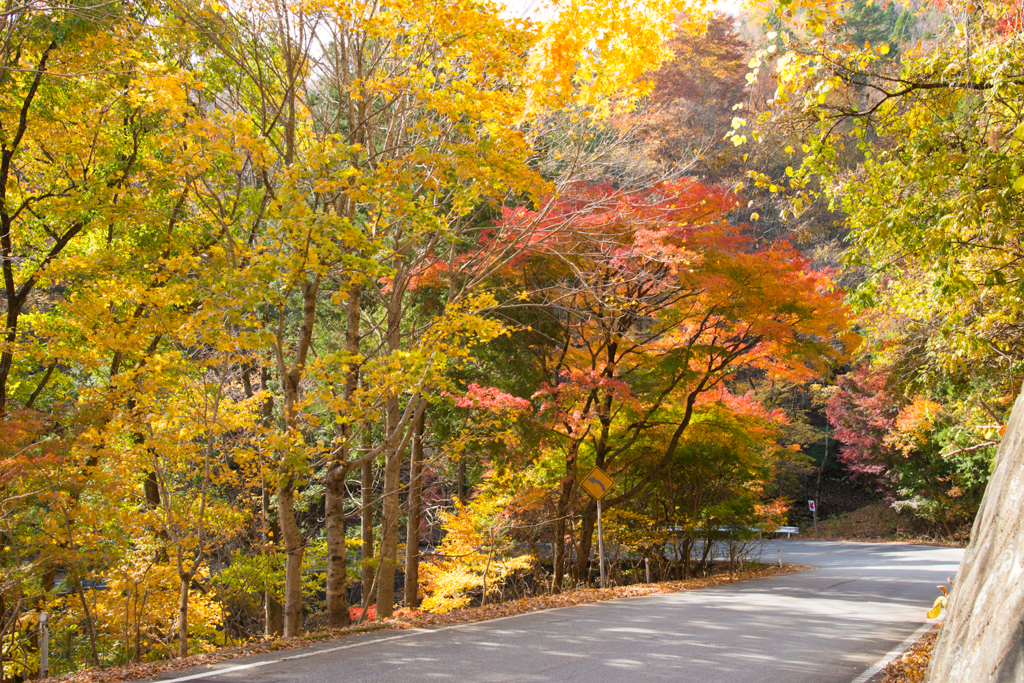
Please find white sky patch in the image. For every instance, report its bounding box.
[499,0,745,20]
[499,0,550,20]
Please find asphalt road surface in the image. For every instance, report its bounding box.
[154,541,963,683]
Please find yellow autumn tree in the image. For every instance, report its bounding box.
[419,479,534,614]
[176,0,717,629]
[1,0,742,675]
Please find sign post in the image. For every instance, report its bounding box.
[581,466,615,589]
[39,612,49,679]
[597,498,606,589]
[809,500,818,538]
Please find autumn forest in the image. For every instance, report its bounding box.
[1,0,1022,678]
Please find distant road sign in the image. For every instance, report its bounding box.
[808,500,816,512]
[581,466,614,501]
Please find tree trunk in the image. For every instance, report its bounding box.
[577,388,613,584]
[144,469,161,508]
[325,284,361,627]
[481,526,494,607]
[574,499,598,584]
[274,278,319,637]
[41,565,55,595]
[75,577,100,666]
[552,477,574,593]
[361,454,374,604]
[551,437,581,593]
[375,396,402,618]
[457,459,466,501]
[815,423,829,503]
[177,572,190,658]
[404,408,425,609]
[278,482,304,636]
[262,478,283,637]
[0,41,59,419]
[324,461,350,628]
[683,538,692,579]
[264,592,284,637]
[375,286,408,619]
[927,387,1024,682]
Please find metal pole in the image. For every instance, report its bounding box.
[597,498,606,589]
[39,612,49,679]
[813,504,818,539]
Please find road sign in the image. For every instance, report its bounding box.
[808,500,816,512]
[581,466,614,501]
[580,466,615,589]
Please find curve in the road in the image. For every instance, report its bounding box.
[152,541,963,683]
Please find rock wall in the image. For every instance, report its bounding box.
[927,388,1024,682]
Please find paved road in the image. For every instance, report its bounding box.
[155,541,963,683]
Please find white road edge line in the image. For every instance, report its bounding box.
[151,630,429,683]
[147,567,817,683]
[148,597,615,683]
[849,621,935,683]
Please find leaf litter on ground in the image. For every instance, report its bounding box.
[47,563,808,683]
[878,625,939,683]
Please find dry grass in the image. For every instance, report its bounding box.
[47,563,807,683]
[815,503,967,547]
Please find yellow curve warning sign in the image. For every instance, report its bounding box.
[581,466,614,501]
